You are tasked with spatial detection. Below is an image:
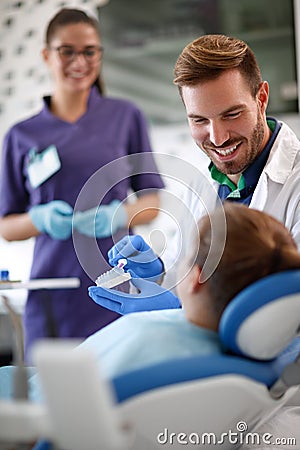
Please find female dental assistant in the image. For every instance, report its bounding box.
[0,8,164,363]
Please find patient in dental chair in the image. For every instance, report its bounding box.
[1,202,300,402]
[72,202,300,381]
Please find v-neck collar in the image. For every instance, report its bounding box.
[41,86,101,125]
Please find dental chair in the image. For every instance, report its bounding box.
[1,270,300,450]
[111,270,300,449]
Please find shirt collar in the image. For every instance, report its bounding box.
[41,86,101,122]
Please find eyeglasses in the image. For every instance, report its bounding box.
[50,45,103,64]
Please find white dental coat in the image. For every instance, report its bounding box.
[163,121,300,286]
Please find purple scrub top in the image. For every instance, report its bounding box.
[0,87,164,362]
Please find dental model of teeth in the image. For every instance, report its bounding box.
[95,258,131,288]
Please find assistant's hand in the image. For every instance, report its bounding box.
[88,273,181,314]
[73,200,127,238]
[108,235,163,281]
[28,200,73,240]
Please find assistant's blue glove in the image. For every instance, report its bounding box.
[29,200,73,240]
[73,200,127,238]
[108,235,164,281]
[88,273,180,314]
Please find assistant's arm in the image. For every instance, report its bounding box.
[0,200,74,242]
[124,192,160,227]
[0,130,37,241]
[125,105,163,227]
[0,213,39,241]
[0,127,74,242]
[0,193,160,242]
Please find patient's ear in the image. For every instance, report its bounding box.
[188,264,203,294]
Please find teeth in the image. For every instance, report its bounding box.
[69,73,85,78]
[215,145,237,156]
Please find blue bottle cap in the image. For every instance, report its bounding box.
[0,270,9,281]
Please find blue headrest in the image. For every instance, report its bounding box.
[219,270,300,360]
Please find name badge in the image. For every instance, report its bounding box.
[27,145,61,189]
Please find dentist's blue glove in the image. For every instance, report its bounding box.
[88,272,180,314]
[73,200,127,238]
[108,235,164,282]
[29,200,73,240]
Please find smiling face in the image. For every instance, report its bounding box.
[42,22,101,95]
[182,69,270,183]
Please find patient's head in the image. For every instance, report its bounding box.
[178,202,300,330]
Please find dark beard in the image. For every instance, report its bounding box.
[216,109,265,175]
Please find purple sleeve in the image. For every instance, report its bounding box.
[0,128,30,216]
[127,107,165,194]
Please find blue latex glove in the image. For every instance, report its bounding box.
[73,200,127,238]
[108,235,163,281]
[88,272,181,314]
[28,200,73,240]
[32,440,53,450]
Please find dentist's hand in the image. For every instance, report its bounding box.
[28,200,73,240]
[88,273,180,314]
[73,200,127,238]
[108,235,164,282]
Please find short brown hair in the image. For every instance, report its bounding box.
[174,34,262,98]
[193,203,300,318]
